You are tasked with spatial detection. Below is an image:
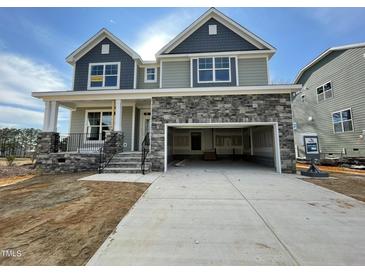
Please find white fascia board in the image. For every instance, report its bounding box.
[294,42,365,84]
[156,8,275,57]
[32,84,302,101]
[156,50,275,60]
[66,28,142,65]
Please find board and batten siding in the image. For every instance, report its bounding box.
[293,47,365,157]
[238,58,268,86]
[70,107,134,151]
[161,61,190,88]
[136,67,160,89]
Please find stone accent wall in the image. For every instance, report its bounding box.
[150,94,296,173]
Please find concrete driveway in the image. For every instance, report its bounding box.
[88,160,365,265]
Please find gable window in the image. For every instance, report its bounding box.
[332,108,353,133]
[101,44,110,54]
[198,57,230,83]
[88,62,120,89]
[85,111,112,140]
[144,67,157,83]
[317,81,333,102]
[208,24,217,35]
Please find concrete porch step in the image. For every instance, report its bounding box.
[107,161,152,168]
[103,167,151,174]
[111,156,143,162]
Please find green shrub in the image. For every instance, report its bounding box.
[6,155,16,166]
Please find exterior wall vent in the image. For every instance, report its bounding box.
[208,24,217,35]
[101,44,110,54]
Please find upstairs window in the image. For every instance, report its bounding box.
[317,81,333,102]
[144,67,157,83]
[88,62,120,89]
[198,57,230,83]
[332,108,353,133]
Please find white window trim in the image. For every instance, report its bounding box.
[87,62,121,90]
[331,108,354,134]
[144,67,157,83]
[316,81,333,103]
[197,57,232,83]
[84,109,113,142]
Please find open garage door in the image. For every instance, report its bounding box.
[164,122,281,173]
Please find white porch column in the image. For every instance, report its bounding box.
[42,101,51,132]
[48,101,59,132]
[42,101,58,132]
[114,99,122,131]
[131,102,136,151]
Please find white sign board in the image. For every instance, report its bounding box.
[304,136,319,154]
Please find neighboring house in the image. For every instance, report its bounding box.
[292,43,365,160]
[32,8,300,174]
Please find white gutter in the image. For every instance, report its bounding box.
[32,85,302,101]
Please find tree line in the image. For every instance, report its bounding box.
[0,128,41,158]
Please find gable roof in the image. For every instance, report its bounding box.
[66,28,141,65]
[294,42,365,84]
[156,8,276,58]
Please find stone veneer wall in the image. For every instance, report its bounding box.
[150,94,296,173]
[36,131,123,174]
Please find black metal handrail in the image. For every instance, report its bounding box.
[98,133,124,173]
[141,132,150,175]
[59,133,105,152]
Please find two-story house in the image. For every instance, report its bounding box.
[292,43,365,161]
[32,8,301,174]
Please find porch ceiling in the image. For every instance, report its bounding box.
[58,99,151,110]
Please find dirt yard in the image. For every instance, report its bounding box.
[302,173,365,203]
[0,173,149,265]
[0,158,36,187]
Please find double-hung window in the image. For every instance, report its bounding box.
[332,108,353,133]
[144,67,157,83]
[88,62,120,89]
[85,111,112,140]
[316,81,333,102]
[198,57,230,83]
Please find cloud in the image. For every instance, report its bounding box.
[133,9,203,60]
[308,8,365,33]
[109,19,116,24]
[0,52,69,130]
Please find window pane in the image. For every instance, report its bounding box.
[215,69,229,81]
[332,112,341,123]
[105,75,118,87]
[343,120,353,132]
[147,73,155,80]
[146,68,155,74]
[333,123,343,133]
[325,89,333,99]
[91,65,104,75]
[90,80,103,87]
[215,57,229,68]
[102,112,112,126]
[341,109,352,120]
[324,82,332,91]
[317,86,323,94]
[199,58,213,69]
[105,64,118,75]
[199,70,213,81]
[317,93,324,102]
[88,112,100,126]
[88,126,100,140]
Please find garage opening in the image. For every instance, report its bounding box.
[164,122,281,173]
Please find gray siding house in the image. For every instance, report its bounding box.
[292,43,365,159]
[33,8,300,174]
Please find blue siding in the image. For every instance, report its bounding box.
[74,38,135,91]
[167,18,258,54]
[192,57,237,87]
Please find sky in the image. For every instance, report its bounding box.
[0,7,365,133]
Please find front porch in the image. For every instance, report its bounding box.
[43,98,151,153]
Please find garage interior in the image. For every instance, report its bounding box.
[165,123,280,172]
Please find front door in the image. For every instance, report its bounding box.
[139,109,151,149]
